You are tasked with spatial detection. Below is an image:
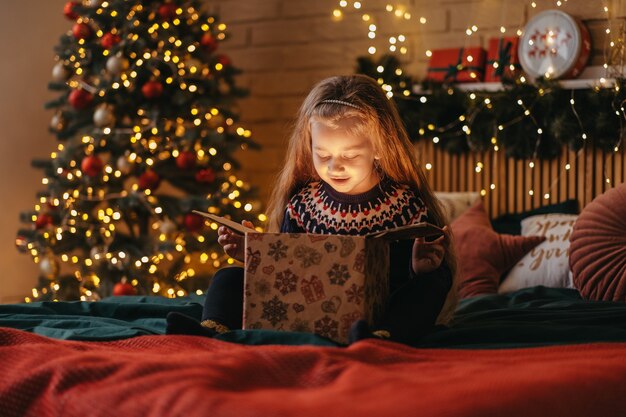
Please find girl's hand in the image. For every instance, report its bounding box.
[217,220,255,262]
[412,225,448,276]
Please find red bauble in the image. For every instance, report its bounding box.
[217,55,231,67]
[101,32,121,49]
[72,22,93,40]
[200,33,218,53]
[63,1,79,20]
[138,170,161,190]
[176,151,196,170]
[184,212,204,232]
[35,213,54,229]
[113,281,136,296]
[141,80,163,99]
[81,155,104,177]
[68,89,93,109]
[158,3,177,20]
[195,168,215,183]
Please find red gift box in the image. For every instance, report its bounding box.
[426,47,486,83]
[485,37,521,82]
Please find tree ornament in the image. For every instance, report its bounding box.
[200,33,218,53]
[68,88,93,109]
[195,168,215,183]
[158,3,177,20]
[72,22,93,41]
[184,212,204,232]
[113,277,136,296]
[217,55,231,67]
[101,32,121,49]
[138,170,161,190]
[35,213,54,229]
[15,235,29,253]
[39,256,60,280]
[142,80,163,99]
[63,1,80,20]
[159,218,177,234]
[116,155,133,175]
[93,105,115,127]
[106,55,129,75]
[176,150,197,170]
[52,62,70,82]
[90,245,107,263]
[50,113,66,132]
[81,155,104,177]
[85,0,104,7]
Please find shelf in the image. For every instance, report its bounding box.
[412,66,618,93]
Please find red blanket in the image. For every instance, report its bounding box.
[1,328,625,417]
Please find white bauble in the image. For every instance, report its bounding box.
[52,62,70,82]
[39,256,60,280]
[90,246,107,263]
[93,105,115,127]
[86,0,104,6]
[50,113,65,131]
[106,55,129,75]
[159,218,177,234]
[116,155,133,175]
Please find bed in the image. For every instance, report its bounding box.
[1,285,626,417]
[3,182,626,416]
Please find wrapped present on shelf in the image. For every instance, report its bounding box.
[240,223,444,345]
[426,47,486,83]
[485,37,521,82]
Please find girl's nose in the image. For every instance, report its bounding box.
[328,158,344,173]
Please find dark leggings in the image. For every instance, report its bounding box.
[202,267,245,330]
[202,265,452,343]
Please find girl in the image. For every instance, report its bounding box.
[167,74,457,345]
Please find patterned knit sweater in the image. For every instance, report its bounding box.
[280,176,429,235]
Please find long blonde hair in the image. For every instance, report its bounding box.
[265,74,458,325]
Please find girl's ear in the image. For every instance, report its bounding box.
[374,155,381,160]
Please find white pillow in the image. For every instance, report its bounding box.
[499,214,577,293]
[434,192,481,223]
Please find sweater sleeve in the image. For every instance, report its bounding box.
[280,208,307,233]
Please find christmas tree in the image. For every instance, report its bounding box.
[16,0,264,302]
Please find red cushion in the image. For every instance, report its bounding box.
[569,183,626,301]
[451,201,545,299]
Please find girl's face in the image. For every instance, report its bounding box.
[311,119,379,195]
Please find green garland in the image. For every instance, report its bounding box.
[356,55,626,160]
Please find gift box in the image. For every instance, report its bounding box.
[485,37,521,82]
[426,47,486,83]
[241,223,443,345]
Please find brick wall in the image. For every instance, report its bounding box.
[209,0,625,204]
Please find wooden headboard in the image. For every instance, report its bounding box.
[415,141,625,218]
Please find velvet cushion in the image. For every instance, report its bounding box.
[569,183,626,301]
[451,201,546,299]
[491,199,579,235]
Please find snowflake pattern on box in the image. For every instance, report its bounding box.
[315,315,339,340]
[328,263,350,286]
[345,283,364,305]
[294,245,323,267]
[261,295,289,326]
[290,318,311,333]
[274,269,298,295]
[267,240,288,261]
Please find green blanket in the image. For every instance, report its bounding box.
[2,286,626,348]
